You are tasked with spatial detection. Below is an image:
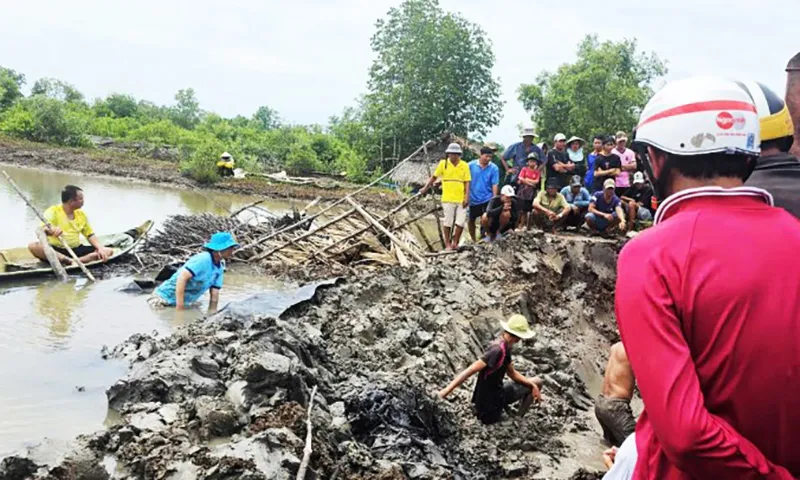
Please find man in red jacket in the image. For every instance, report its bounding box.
[616,76,800,479]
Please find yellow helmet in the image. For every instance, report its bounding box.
[737,81,794,142]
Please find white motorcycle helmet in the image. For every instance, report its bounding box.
[632,76,761,197]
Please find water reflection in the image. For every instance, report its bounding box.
[34,281,90,345]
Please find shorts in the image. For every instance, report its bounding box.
[147,293,171,309]
[485,210,516,235]
[442,202,467,228]
[595,394,636,447]
[585,212,618,232]
[566,206,587,227]
[53,244,95,257]
[469,202,489,221]
[475,382,532,425]
[636,207,653,222]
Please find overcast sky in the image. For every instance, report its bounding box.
[1,0,797,146]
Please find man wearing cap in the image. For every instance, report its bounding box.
[468,147,500,242]
[586,179,626,233]
[560,175,592,228]
[420,143,471,250]
[620,172,654,229]
[438,314,543,425]
[612,132,637,197]
[501,126,545,186]
[532,178,571,232]
[546,133,577,190]
[593,136,622,193]
[481,185,520,241]
[149,232,239,311]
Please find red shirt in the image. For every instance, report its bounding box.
[616,186,800,480]
[519,166,541,183]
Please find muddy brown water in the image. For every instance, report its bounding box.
[0,165,321,456]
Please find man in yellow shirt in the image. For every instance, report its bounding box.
[27,185,113,265]
[420,143,471,250]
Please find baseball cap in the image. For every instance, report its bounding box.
[570,175,582,187]
[501,185,516,197]
[603,179,616,190]
[633,172,645,184]
[554,133,567,142]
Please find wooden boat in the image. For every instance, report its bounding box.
[0,220,154,280]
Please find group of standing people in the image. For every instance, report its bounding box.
[422,128,657,248]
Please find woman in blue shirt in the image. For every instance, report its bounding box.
[150,232,239,311]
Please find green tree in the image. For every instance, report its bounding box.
[0,96,88,146]
[31,77,85,104]
[170,88,201,129]
[0,66,25,111]
[95,93,139,118]
[365,0,502,159]
[518,35,667,141]
[252,105,281,131]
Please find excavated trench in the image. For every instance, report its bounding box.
[0,231,623,480]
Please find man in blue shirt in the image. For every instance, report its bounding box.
[468,147,500,242]
[501,126,544,186]
[585,179,626,234]
[149,231,239,311]
[560,175,591,229]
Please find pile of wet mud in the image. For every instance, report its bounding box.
[1,231,622,479]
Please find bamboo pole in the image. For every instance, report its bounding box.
[3,171,96,282]
[249,208,357,262]
[345,197,425,264]
[237,140,434,255]
[296,385,318,480]
[35,228,68,281]
[313,192,423,256]
[391,205,440,232]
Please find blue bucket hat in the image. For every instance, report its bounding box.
[204,232,240,251]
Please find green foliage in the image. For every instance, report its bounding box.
[284,142,320,176]
[94,93,139,118]
[31,77,85,104]
[180,138,224,184]
[365,0,502,158]
[170,88,201,129]
[518,35,667,142]
[0,66,25,111]
[252,106,281,131]
[0,96,89,146]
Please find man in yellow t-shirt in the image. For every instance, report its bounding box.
[420,143,471,250]
[27,185,113,265]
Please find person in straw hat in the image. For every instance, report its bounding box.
[439,314,543,425]
[501,125,545,186]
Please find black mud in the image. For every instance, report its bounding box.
[2,232,623,479]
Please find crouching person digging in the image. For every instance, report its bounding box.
[438,315,543,425]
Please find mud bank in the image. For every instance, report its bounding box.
[0,138,402,209]
[2,232,622,480]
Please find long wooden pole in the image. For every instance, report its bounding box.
[35,228,68,282]
[313,192,423,256]
[3,171,96,282]
[249,208,357,262]
[237,140,434,255]
[345,197,425,264]
[295,385,318,480]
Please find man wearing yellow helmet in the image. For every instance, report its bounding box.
[741,81,800,218]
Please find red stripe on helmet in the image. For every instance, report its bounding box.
[637,100,757,129]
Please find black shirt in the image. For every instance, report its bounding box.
[472,340,512,423]
[623,184,655,213]
[546,149,571,189]
[486,195,520,225]
[747,153,800,220]
[593,153,622,192]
